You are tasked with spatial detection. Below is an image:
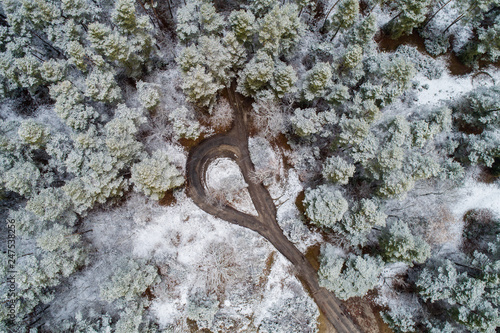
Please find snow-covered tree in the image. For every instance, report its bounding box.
[271,61,297,98]
[387,0,431,39]
[1,161,40,197]
[237,50,274,97]
[229,9,256,43]
[303,62,332,101]
[131,150,184,200]
[338,199,387,244]
[17,120,49,146]
[186,290,219,330]
[176,0,224,43]
[342,44,363,69]
[318,244,383,300]
[322,156,355,185]
[85,69,122,103]
[26,187,76,224]
[181,64,222,109]
[290,108,324,137]
[137,81,160,110]
[100,258,159,302]
[258,4,303,56]
[327,0,359,41]
[50,80,99,131]
[105,104,145,163]
[337,116,371,147]
[303,185,348,228]
[380,221,431,266]
[169,106,201,140]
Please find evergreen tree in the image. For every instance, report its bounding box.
[303,62,332,101]
[318,244,383,300]
[380,221,431,266]
[322,155,355,185]
[303,185,348,228]
[131,150,184,200]
[388,0,432,39]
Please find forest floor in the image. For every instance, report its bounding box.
[185,87,364,333]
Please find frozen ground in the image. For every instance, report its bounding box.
[414,66,500,106]
[451,176,500,219]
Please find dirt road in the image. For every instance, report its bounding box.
[185,88,363,333]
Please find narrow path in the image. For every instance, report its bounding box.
[186,88,363,333]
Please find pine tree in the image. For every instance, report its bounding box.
[380,221,430,266]
[131,150,184,200]
[137,81,160,110]
[17,120,49,146]
[100,258,159,302]
[258,4,303,56]
[229,9,256,43]
[388,0,431,39]
[182,64,222,109]
[328,0,359,41]
[237,50,274,97]
[290,108,324,137]
[338,199,387,244]
[303,185,348,228]
[85,69,122,103]
[303,62,332,101]
[322,155,355,185]
[318,245,383,300]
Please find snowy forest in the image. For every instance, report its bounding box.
[0,0,499,332]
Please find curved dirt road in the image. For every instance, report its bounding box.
[186,89,362,333]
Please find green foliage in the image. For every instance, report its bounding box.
[169,106,201,140]
[322,156,355,185]
[258,4,303,56]
[100,258,159,302]
[1,160,40,197]
[328,0,359,39]
[303,62,332,101]
[229,9,256,42]
[318,245,383,300]
[338,116,371,147]
[343,45,363,69]
[85,69,122,103]
[417,251,500,333]
[176,0,224,43]
[290,108,324,137]
[380,221,431,266]
[131,150,184,200]
[26,187,76,224]
[182,64,222,109]
[105,104,146,163]
[237,50,274,97]
[303,185,348,228]
[186,290,220,329]
[338,199,387,245]
[348,13,377,46]
[17,120,49,146]
[388,0,431,39]
[50,80,98,131]
[271,61,298,98]
[137,81,160,110]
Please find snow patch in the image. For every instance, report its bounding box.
[205,158,258,216]
[451,178,500,220]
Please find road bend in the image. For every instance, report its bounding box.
[185,88,363,333]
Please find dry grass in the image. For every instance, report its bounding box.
[424,207,460,246]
